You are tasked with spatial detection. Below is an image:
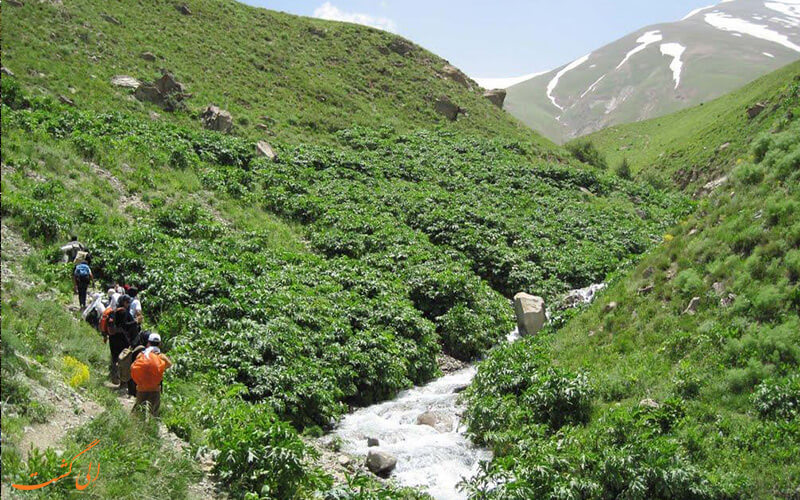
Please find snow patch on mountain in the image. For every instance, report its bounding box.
[764,51,776,57]
[616,31,663,69]
[704,12,800,52]
[660,43,686,89]
[546,54,591,110]
[580,74,606,99]
[764,1,800,22]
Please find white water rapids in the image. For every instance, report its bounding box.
[329,283,604,498]
[331,366,490,499]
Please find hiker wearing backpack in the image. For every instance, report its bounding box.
[118,330,151,397]
[72,260,94,308]
[131,333,172,416]
[105,295,139,386]
[127,286,143,325]
[82,292,106,330]
[60,235,86,263]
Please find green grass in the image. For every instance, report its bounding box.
[0,0,553,151]
[574,60,800,191]
[463,64,800,499]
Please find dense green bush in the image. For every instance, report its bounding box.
[752,375,800,420]
[567,140,608,170]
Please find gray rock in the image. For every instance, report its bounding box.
[201,105,233,133]
[637,284,654,296]
[1,66,15,76]
[639,398,660,409]
[702,176,728,193]
[747,103,765,119]
[176,3,192,15]
[366,450,397,476]
[110,75,141,89]
[712,282,725,296]
[603,301,618,313]
[256,140,277,161]
[416,411,455,432]
[59,95,75,106]
[513,292,546,336]
[134,83,162,104]
[140,51,157,62]
[101,14,121,25]
[337,454,351,466]
[133,73,189,110]
[720,293,736,308]
[7,0,24,6]
[683,297,701,315]
[367,437,379,447]
[387,39,413,56]
[155,72,185,95]
[440,64,471,89]
[434,96,461,121]
[718,142,731,151]
[483,89,507,109]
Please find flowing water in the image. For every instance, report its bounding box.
[331,366,490,499]
[330,284,605,498]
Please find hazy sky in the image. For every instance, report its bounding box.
[239,0,717,78]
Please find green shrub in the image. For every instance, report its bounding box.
[209,400,317,499]
[567,140,608,170]
[753,375,800,420]
[615,157,632,179]
[675,268,704,298]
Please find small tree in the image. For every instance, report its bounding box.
[566,141,608,170]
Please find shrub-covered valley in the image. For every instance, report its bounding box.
[1,0,798,498]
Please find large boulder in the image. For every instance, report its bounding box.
[201,105,233,133]
[440,64,471,89]
[133,72,189,111]
[111,75,141,89]
[483,89,507,109]
[747,102,765,119]
[365,450,397,477]
[434,96,461,121]
[416,411,455,432]
[513,293,546,336]
[256,140,277,161]
[387,38,413,56]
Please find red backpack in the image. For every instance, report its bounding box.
[131,351,167,392]
[99,307,114,335]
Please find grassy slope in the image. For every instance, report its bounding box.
[0,0,552,150]
[577,60,800,190]
[464,63,800,498]
[1,1,692,497]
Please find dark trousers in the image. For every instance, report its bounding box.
[76,278,89,308]
[109,335,127,385]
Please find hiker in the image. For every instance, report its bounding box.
[82,292,106,330]
[118,330,151,397]
[128,286,143,324]
[131,333,172,416]
[60,235,86,263]
[105,294,139,386]
[73,259,94,308]
[107,287,121,310]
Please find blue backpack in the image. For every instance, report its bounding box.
[74,263,91,278]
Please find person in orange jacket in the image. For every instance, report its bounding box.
[131,333,172,417]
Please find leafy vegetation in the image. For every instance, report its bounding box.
[464,63,800,498]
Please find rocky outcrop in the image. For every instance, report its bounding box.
[134,72,189,111]
[176,3,192,15]
[256,140,277,161]
[416,411,455,433]
[747,102,765,119]
[440,64,471,89]
[513,293,546,336]
[111,75,141,89]
[365,450,396,476]
[683,297,700,315]
[140,51,157,62]
[434,96,461,121]
[1,66,15,76]
[483,89,507,109]
[101,13,121,25]
[367,437,379,447]
[563,283,605,308]
[200,106,233,133]
[387,39,414,56]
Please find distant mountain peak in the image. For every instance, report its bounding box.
[502,0,800,142]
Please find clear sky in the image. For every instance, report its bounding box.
[239,0,717,78]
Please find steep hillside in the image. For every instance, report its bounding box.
[502,0,800,143]
[0,1,692,497]
[575,60,800,192]
[463,57,800,498]
[0,0,546,148]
